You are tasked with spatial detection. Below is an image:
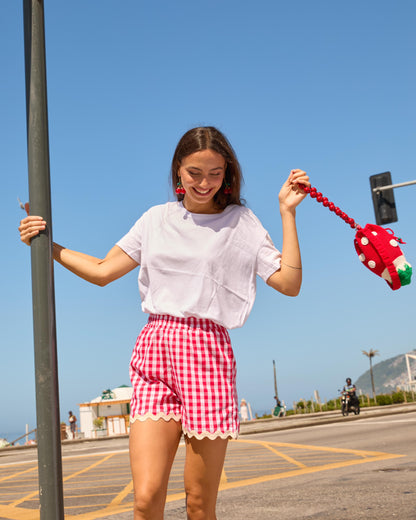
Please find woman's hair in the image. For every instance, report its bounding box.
[171,126,244,209]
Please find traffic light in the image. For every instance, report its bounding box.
[369,172,398,225]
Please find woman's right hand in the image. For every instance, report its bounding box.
[18,213,46,246]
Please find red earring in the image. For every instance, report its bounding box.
[176,179,186,194]
[224,182,231,195]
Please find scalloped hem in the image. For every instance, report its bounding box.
[130,414,239,440]
[130,412,182,423]
[183,428,239,440]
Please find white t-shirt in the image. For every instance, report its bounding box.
[116,202,281,329]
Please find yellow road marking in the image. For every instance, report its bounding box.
[219,451,403,492]
[166,491,186,503]
[261,442,307,468]
[0,504,40,519]
[0,440,405,520]
[220,467,228,485]
[105,479,133,508]
[235,438,391,458]
[10,453,115,507]
[63,454,116,482]
[0,466,38,484]
[65,503,135,520]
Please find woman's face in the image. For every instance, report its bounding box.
[178,149,226,213]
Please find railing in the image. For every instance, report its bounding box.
[9,428,37,446]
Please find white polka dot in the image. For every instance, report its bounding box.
[368,260,376,269]
[372,231,378,236]
[361,237,369,246]
[390,239,398,247]
[359,254,366,262]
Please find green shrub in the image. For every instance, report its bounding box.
[405,391,416,402]
[283,390,413,417]
[391,392,405,404]
[375,394,392,406]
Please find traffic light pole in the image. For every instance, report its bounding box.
[369,172,416,226]
[23,1,65,518]
[372,180,416,193]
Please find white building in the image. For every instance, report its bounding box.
[79,385,133,438]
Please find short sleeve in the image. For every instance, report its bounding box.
[256,233,281,282]
[116,216,144,264]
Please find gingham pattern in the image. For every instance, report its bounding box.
[129,315,239,439]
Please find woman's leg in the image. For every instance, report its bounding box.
[129,418,182,520]
[184,436,229,520]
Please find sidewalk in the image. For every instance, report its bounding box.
[239,401,416,435]
[2,402,416,453]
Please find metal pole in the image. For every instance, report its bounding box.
[23,1,64,518]
[405,354,412,387]
[273,360,279,403]
[372,179,416,192]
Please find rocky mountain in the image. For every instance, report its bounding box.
[355,349,416,395]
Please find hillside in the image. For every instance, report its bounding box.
[355,349,416,395]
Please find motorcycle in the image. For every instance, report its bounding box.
[340,390,360,416]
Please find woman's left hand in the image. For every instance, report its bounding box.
[278,169,310,212]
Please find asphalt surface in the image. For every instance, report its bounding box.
[0,403,415,519]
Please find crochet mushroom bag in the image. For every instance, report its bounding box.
[298,185,412,290]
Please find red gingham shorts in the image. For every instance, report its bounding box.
[129,315,239,439]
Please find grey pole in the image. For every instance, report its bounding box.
[372,179,416,193]
[23,1,65,518]
[273,360,279,404]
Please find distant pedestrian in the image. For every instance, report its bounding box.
[273,397,285,417]
[68,411,77,439]
[240,399,249,422]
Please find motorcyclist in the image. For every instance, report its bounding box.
[342,378,359,408]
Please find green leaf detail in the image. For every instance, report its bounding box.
[398,264,412,286]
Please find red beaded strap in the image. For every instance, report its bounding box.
[298,184,361,230]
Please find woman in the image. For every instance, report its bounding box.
[19,126,309,520]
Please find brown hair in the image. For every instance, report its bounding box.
[171,126,244,209]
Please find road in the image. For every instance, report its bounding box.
[211,411,416,520]
[0,408,415,519]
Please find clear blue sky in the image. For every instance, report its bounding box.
[2,1,415,437]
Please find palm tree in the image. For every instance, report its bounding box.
[362,349,379,402]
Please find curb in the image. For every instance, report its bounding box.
[239,402,416,436]
[2,403,415,453]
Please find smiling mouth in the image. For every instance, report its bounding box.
[193,187,212,195]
